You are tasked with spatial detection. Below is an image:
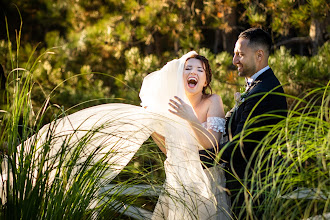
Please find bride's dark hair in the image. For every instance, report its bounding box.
[186,54,213,96]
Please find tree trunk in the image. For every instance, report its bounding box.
[309,15,324,55]
[221,3,237,53]
[213,29,220,53]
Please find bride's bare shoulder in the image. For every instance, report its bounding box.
[205,94,225,117]
[206,94,223,105]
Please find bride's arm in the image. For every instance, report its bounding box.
[169,95,225,150]
[151,132,167,155]
[203,95,226,149]
[143,106,167,155]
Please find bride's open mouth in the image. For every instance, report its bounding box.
[187,77,198,88]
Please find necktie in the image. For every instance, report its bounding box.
[246,81,252,91]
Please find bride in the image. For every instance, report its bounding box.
[9,51,231,219]
[148,53,231,219]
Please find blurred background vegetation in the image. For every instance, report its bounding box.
[0,1,328,218]
[0,0,329,121]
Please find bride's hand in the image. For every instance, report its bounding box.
[168,96,197,122]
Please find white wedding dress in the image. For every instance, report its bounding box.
[151,116,231,220]
[3,51,231,219]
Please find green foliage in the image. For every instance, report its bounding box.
[289,5,310,31]
[245,4,267,27]
[1,0,328,114]
[269,42,330,98]
[120,47,161,103]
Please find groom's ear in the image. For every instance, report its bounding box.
[256,49,264,61]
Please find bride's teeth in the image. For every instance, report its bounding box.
[188,78,197,83]
[187,77,198,88]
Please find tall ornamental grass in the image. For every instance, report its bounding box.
[0,23,99,220]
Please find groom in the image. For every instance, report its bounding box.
[200,28,287,216]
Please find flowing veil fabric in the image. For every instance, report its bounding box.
[139,51,194,113]
[5,51,229,219]
[31,104,154,182]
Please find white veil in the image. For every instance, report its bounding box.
[139,51,196,113]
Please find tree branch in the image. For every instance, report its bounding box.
[272,37,311,49]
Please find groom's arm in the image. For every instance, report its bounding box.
[221,88,287,163]
[222,91,268,162]
[199,146,218,168]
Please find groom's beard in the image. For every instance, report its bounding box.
[237,62,257,78]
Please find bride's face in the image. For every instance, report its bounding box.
[183,58,207,95]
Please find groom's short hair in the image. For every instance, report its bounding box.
[238,28,272,55]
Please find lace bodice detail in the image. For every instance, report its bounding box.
[202,117,226,134]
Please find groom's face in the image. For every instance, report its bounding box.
[233,38,257,78]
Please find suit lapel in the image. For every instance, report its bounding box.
[229,68,274,132]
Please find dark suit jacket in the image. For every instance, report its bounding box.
[200,68,287,189]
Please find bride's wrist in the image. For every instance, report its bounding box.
[188,118,201,126]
